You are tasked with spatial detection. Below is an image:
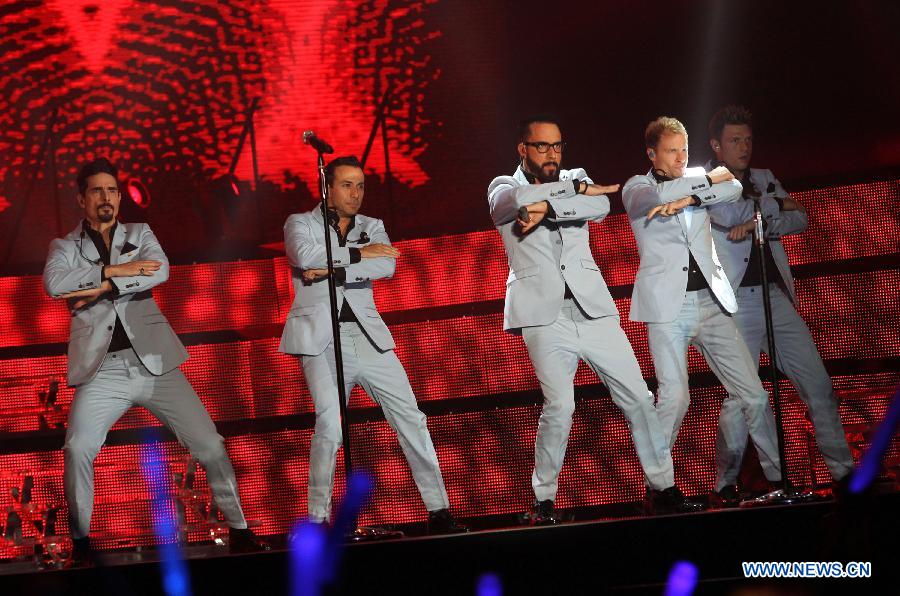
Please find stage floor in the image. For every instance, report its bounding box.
[1,483,896,595]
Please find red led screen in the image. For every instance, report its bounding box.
[0,180,897,553]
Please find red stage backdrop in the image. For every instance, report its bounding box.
[0,179,897,554]
[0,0,441,264]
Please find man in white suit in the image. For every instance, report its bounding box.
[706,105,853,505]
[279,156,466,533]
[43,158,266,563]
[488,115,702,520]
[622,117,783,493]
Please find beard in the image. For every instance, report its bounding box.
[97,206,115,223]
[524,154,560,183]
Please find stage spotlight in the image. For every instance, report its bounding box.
[126,178,151,208]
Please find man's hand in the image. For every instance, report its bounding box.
[582,183,620,196]
[647,196,695,220]
[60,280,113,309]
[359,244,399,258]
[106,260,162,277]
[302,268,329,282]
[707,166,735,184]
[728,220,756,241]
[517,201,550,234]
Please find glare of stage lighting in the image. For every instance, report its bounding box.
[664,561,699,596]
[126,178,151,208]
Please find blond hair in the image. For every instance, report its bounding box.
[645,117,688,149]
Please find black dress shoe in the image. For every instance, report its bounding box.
[530,499,561,526]
[229,528,272,553]
[69,536,95,567]
[711,485,741,508]
[831,474,853,500]
[648,487,707,514]
[427,509,469,534]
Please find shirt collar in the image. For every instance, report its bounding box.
[83,219,117,241]
[326,208,356,235]
[650,169,673,183]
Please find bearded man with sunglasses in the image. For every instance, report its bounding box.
[488,115,702,523]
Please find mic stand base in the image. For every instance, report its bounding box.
[345,526,405,542]
[738,488,830,508]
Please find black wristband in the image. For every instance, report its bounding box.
[333,267,347,285]
[773,197,785,210]
[572,179,583,195]
[706,175,713,187]
[690,195,702,206]
[349,247,362,263]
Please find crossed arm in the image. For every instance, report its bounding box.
[286,216,399,283]
[487,171,619,234]
[623,166,742,221]
[43,225,166,309]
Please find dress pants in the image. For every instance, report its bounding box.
[301,321,449,523]
[522,299,675,502]
[646,288,783,485]
[65,348,247,539]
[715,284,853,490]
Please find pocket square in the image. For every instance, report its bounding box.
[122,241,139,253]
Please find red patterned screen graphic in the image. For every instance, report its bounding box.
[0,0,438,193]
[0,0,442,264]
[0,181,897,553]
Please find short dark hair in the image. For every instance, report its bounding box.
[518,114,561,143]
[708,105,753,142]
[76,157,118,194]
[324,155,363,187]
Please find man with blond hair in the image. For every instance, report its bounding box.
[621,117,783,499]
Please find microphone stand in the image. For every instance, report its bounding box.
[741,195,819,507]
[310,143,403,541]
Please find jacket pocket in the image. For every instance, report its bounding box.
[143,313,169,325]
[636,264,667,278]
[287,304,321,318]
[580,259,600,271]
[70,324,92,338]
[507,265,540,285]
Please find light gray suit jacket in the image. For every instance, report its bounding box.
[707,167,808,302]
[43,222,187,387]
[279,205,396,356]
[622,166,743,323]
[488,166,619,332]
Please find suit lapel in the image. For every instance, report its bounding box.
[110,223,127,263]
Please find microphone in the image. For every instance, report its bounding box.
[303,131,334,154]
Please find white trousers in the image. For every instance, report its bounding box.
[65,349,247,539]
[715,285,853,489]
[646,289,783,486]
[523,299,675,501]
[301,322,449,522]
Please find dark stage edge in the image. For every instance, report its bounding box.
[1,489,897,596]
